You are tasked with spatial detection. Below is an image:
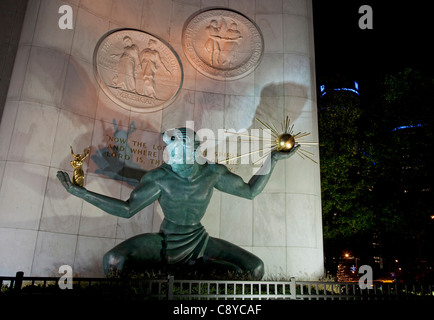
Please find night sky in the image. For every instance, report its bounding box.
[312,1,432,88]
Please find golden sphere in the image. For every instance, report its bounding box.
[276,133,295,152]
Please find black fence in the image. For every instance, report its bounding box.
[1,271,434,301]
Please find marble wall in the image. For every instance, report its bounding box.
[0,0,323,280]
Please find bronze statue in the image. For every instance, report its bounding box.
[69,146,90,187]
[58,128,298,279]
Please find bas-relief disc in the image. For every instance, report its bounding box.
[93,29,183,113]
[182,8,264,81]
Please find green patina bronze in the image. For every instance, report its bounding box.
[57,128,298,280]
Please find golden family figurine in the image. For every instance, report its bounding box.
[70,146,90,187]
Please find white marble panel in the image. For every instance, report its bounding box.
[141,0,172,40]
[257,14,283,53]
[0,161,5,186]
[78,175,120,238]
[253,246,286,278]
[283,0,308,16]
[65,0,79,5]
[285,95,315,116]
[287,247,324,280]
[31,231,77,276]
[95,91,130,130]
[283,53,313,99]
[80,0,113,19]
[228,0,255,18]
[33,0,76,54]
[169,1,200,45]
[194,92,225,132]
[88,118,130,174]
[50,110,94,171]
[71,7,109,63]
[21,46,69,106]
[256,0,282,14]
[254,53,284,97]
[18,0,40,46]
[0,162,49,230]
[175,0,201,5]
[291,112,317,142]
[220,193,253,246]
[171,41,197,91]
[61,57,99,118]
[195,72,226,95]
[130,109,162,133]
[0,101,18,160]
[161,89,195,130]
[283,14,309,55]
[0,228,38,276]
[224,72,255,97]
[286,150,320,195]
[253,193,286,246]
[74,235,115,277]
[254,95,285,130]
[224,94,256,131]
[286,193,320,248]
[110,0,143,29]
[4,45,31,100]
[40,168,83,235]
[201,0,228,8]
[8,102,59,166]
[126,127,164,170]
[263,160,286,193]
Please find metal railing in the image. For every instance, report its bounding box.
[1,272,433,301]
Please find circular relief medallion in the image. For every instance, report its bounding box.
[182,8,264,81]
[94,29,183,113]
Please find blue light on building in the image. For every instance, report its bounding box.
[392,124,423,131]
[320,81,359,97]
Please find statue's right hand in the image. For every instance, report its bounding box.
[56,171,86,197]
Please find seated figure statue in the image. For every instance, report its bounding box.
[57,127,298,280]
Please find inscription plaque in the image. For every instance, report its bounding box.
[94,29,183,112]
[182,8,264,81]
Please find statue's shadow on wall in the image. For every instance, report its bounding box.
[251,82,310,132]
[91,119,147,187]
[90,82,310,186]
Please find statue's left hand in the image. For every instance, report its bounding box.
[271,145,300,161]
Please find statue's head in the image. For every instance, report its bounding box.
[162,128,200,174]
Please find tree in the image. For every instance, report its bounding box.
[319,69,434,280]
[366,68,434,275]
[318,78,375,240]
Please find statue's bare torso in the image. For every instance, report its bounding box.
[154,163,218,226]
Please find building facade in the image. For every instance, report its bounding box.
[0,0,323,280]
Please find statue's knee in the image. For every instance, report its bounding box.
[246,257,264,280]
[103,250,125,275]
[252,258,265,280]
